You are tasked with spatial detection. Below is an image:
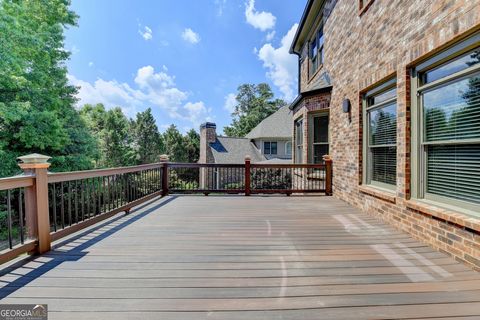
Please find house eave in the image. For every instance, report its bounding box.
[289,86,333,110]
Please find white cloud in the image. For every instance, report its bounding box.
[183,101,213,127]
[224,93,237,113]
[68,65,212,127]
[257,23,298,101]
[266,30,275,41]
[182,28,201,44]
[139,25,153,40]
[245,0,276,31]
[71,45,80,55]
[88,61,94,67]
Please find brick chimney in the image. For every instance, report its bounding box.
[199,122,216,164]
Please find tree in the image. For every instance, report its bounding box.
[163,125,186,162]
[224,83,286,137]
[0,0,97,176]
[100,108,135,167]
[184,129,200,163]
[131,108,163,164]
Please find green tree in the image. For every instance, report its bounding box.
[163,125,186,162]
[131,108,163,164]
[224,83,286,137]
[0,0,96,176]
[101,108,135,167]
[184,129,200,163]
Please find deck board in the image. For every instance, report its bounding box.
[0,196,479,319]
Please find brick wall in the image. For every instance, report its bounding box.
[295,0,480,270]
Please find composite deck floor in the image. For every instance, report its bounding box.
[0,196,479,319]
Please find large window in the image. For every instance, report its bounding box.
[311,114,329,163]
[309,26,324,77]
[412,35,480,212]
[363,79,397,189]
[263,141,277,155]
[295,119,303,163]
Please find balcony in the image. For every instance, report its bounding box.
[0,155,479,319]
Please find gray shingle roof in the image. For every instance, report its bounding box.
[245,105,293,139]
[210,137,265,164]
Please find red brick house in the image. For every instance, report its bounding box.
[290,0,480,269]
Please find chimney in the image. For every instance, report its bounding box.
[199,122,216,164]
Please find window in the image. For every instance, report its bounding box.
[285,141,292,156]
[363,79,397,190]
[412,35,480,212]
[295,119,303,163]
[309,26,324,77]
[311,114,329,163]
[264,141,277,155]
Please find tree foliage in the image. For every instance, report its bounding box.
[224,83,287,137]
[0,0,96,176]
[131,108,163,164]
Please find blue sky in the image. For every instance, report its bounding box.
[65,0,305,134]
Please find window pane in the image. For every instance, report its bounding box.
[271,142,277,155]
[264,142,271,154]
[313,144,329,164]
[313,115,329,143]
[369,103,397,145]
[424,49,480,84]
[427,144,480,204]
[371,146,396,185]
[424,76,480,142]
[369,88,396,106]
[286,142,292,155]
[296,120,303,145]
[318,29,324,48]
[310,39,317,58]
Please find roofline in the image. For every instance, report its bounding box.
[289,86,332,110]
[289,0,317,55]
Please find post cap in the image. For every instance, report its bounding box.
[159,154,169,162]
[322,154,332,161]
[17,153,51,164]
[17,153,51,170]
[245,155,251,161]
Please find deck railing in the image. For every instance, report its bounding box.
[0,154,332,265]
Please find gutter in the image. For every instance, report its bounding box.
[289,86,333,110]
[289,0,315,55]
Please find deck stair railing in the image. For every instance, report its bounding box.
[0,153,332,265]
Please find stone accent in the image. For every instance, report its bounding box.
[292,0,480,270]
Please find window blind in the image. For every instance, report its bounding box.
[427,144,480,204]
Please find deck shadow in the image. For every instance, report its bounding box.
[0,196,177,299]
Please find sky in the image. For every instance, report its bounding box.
[64,0,305,134]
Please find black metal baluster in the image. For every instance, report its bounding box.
[19,189,24,244]
[52,184,57,232]
[74,180,79,224]
[7,190,13,249]
[81,180,85,221]
[60,182,65,229]
[67,181,72,226]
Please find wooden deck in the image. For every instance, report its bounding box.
[0,196,479,319]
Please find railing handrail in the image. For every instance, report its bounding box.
[47,162,162,183]
[168,163,245,168]
[0,175,35,191]
[251,163,325,169]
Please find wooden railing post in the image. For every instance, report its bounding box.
[245,156,251,196]
[160,155,169,196]
[17,154,52,254]
[324,157,333,196]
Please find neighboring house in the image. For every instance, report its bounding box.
[198,106,293,189]
[199,105,293,165]
[290,0,480,269]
